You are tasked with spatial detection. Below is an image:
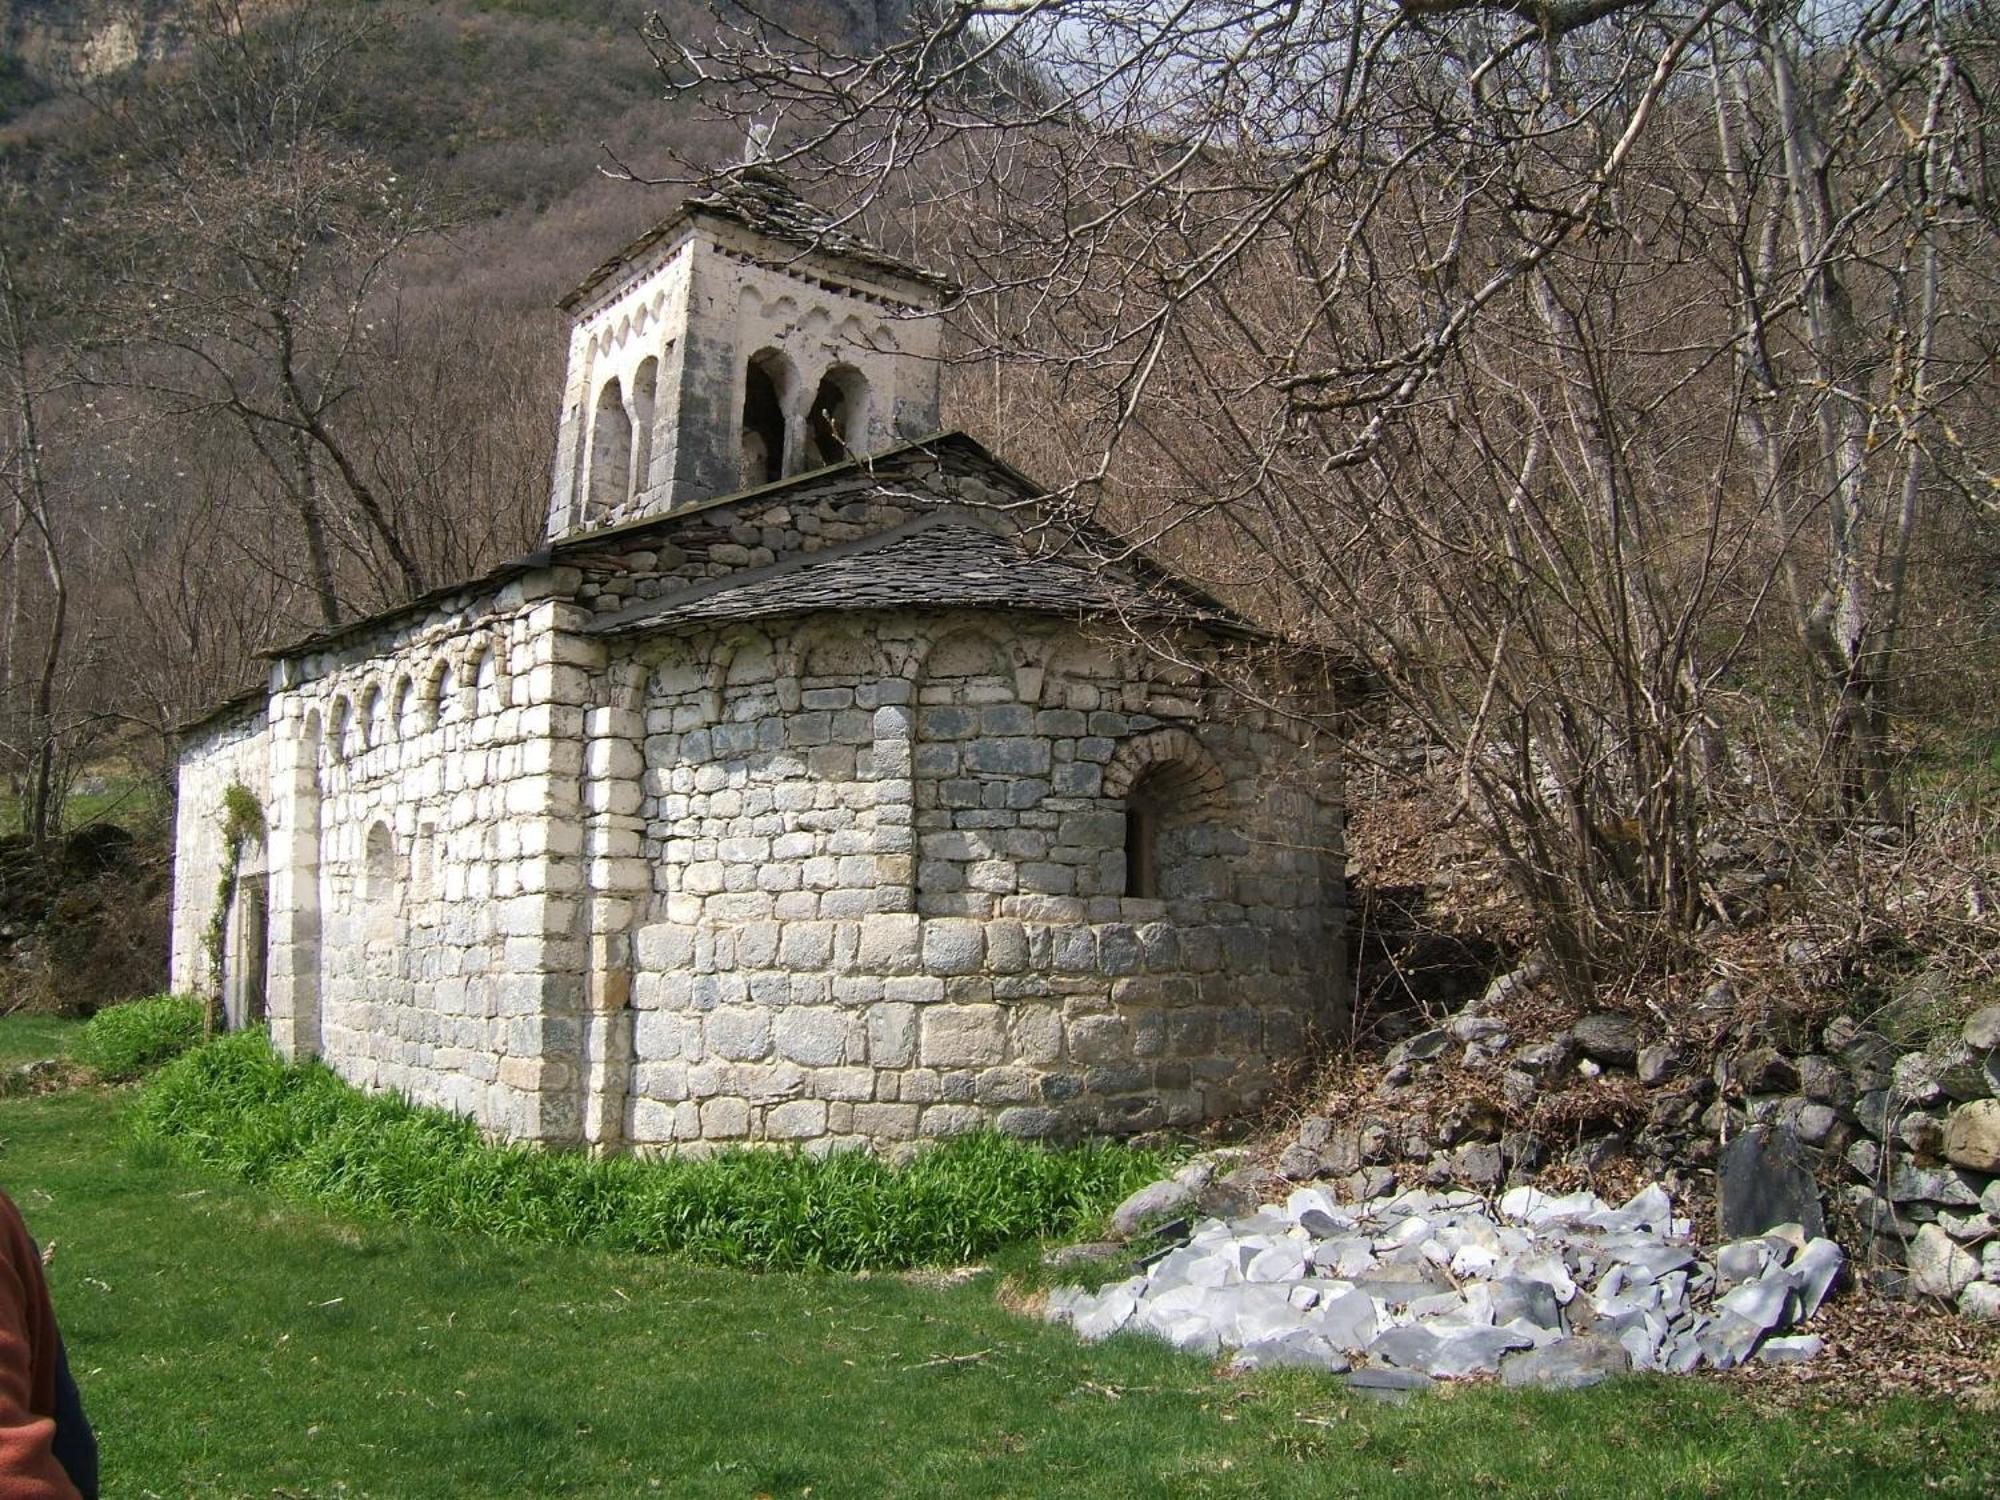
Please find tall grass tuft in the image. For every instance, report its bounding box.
[136,1032,1171,1270]
[73,994,207,1081]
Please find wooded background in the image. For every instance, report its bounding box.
[3,0,1996,1010]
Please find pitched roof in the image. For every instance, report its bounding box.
[561,166,955,314]
[254,432,1258,665]
[587,512,1242,638]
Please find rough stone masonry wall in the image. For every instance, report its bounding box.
[292,587,596,1141]
[172,569,597,1142]
[174,506,1345,1150]
[618,610,1344,1149]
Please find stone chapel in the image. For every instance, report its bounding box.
[169,169,1348,1150]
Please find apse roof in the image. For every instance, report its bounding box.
[587,512,1237,638]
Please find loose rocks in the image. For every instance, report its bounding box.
[1047,1178,1842,1391]
[1908,1223,1981,1301]
[1571,1013,1642,1068]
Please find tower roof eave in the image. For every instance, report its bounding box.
[558,166,958,317]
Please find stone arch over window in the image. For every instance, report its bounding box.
[916,626,1012,691]
[711,630,777,725]
[328,696,353,762]
[802,626,875,680]
[363,820,397,903]
[1103,729,1229,901]
[472,644,502,716]
[741,347,796,486]
[392,674,418,738]
[359,682,387,748]
[804,363,869,469]
[630,356,659,497]
[589,375,632,517]
[429,658,460,727]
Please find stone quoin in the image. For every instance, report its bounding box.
[169,168,1348,1150]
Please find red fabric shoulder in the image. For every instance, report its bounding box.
[0,1192,80,1500]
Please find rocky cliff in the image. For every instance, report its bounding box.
[1,0,916,98]
[0,0,275,85]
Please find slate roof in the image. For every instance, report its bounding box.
[588,514,1238,638]
[561,166,955,314]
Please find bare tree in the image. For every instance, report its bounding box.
[645,0,2000,985]
[0,236,71,848]
[88,1,447,622]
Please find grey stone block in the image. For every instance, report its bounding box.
[1500,1334,1631,1389]
[1719,1125,1825,1240]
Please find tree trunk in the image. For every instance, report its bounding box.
[289,424,342,628]
[0,242,69,851]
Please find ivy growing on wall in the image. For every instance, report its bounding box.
[202,782,265,1037]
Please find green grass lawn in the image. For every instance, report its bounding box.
[0,1012,83,1068]
[0,1024,1991,1497]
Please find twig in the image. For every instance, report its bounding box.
[907,1348,992,1370]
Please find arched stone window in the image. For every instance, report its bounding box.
[392,675,418,738]
[741,348,795,486]
[359,683,387,748]
[1102,730,1228,901]
[328,697,353,762]
[472,646,501,716]
[630,356,659,497]
[430,660,459,727]
[589,376,632,517]
[363,821,397,903]
[804,364,869,469]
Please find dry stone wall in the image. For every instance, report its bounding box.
[1262,968,2000,1325]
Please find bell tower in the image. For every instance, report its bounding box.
[544,168,951,541]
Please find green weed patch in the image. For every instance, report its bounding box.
[3,1015,1993,1497]
[72,993,205,1081]
[135,1031,1168,1270]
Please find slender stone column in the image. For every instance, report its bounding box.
[869,694,916,915]
[580,660,649,1150]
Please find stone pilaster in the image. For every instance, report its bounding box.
[580,659,648,1150]
[491,600,596,1144]
[264,689,324,1062]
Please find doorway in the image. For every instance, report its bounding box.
[226,874,270,1029]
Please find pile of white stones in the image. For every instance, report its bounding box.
[1047,1182,1844,1393]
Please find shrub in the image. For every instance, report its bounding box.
[74,994,206,1081]
[137,1032,1171,1271]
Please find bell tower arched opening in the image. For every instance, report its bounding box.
[741,348,794,485]
[630,356,659,498]
[589,377,633,518]
[545,170,949,538]
[804,364,869,470]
